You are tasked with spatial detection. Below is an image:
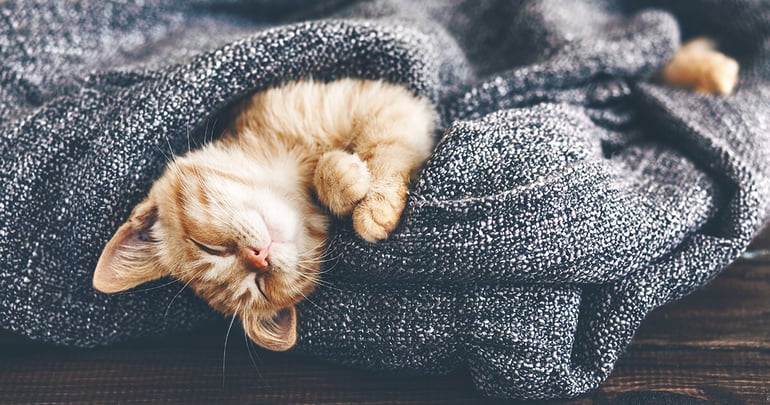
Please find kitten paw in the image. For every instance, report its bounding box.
[661,37,739,95]
[352,185,407,242]
[314,151,371,216]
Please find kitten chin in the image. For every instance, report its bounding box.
[94,78,437,351]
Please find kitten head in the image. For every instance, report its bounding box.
[93,145,328,351]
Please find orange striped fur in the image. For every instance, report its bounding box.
[93,79,436,351]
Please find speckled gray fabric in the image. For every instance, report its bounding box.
[2,0,769,400]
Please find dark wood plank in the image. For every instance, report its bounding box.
[607,348,770,398]
[0,331,507,404]
[589,227,770,404]
[2,227,770,404]
[633,262,770,349]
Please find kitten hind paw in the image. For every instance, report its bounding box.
[314,151,371,216]
[662,37,739,95]
[352,186,407,242]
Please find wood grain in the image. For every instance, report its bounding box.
[2,228,770,404]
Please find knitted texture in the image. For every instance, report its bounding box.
[2,0,769,399]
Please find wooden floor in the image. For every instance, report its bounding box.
[2,228,770,404]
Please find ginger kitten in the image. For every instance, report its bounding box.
[93,79,436,351]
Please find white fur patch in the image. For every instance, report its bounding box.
[235,272,259,300]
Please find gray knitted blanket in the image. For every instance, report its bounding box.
[2,0,769,399]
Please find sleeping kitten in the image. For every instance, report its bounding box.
[661,37,739,95]
[92,79,436,351]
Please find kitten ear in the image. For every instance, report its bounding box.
[93,199,165,293]
[243,306,298,352]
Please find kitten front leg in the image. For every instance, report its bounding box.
[348,99,435,242]
[352,172,409,242]
[315,145,424,243]
[352,143,422,242]
[313,150,371,216]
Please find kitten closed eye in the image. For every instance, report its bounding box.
[189,238,231,256]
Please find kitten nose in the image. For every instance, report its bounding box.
[246,243,271,270]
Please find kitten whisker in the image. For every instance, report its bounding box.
[315,266,339,276]
[185,118,192,153]
[298,244,339,264]
[302,246,343,268]
[161,129,178,162]
[293,271,349,293]
[255,278,271,303]
[154,144,173,165]
[289,284,327,314]
[317,246,339,261]
[207,118,214,144]
[243,329,265,380]
[212,118,219,143]
[297,256,341,268]
[222,311,239,388]
[296,251,334,264]
[295,275,340,292]
[307,238,331,253]
[298,256,342,275]
[163,276,195,322]
[202,118,212,144]
[112,278,181,295]
[204,117,219,144]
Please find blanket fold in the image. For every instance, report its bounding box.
[2,0,769,399]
